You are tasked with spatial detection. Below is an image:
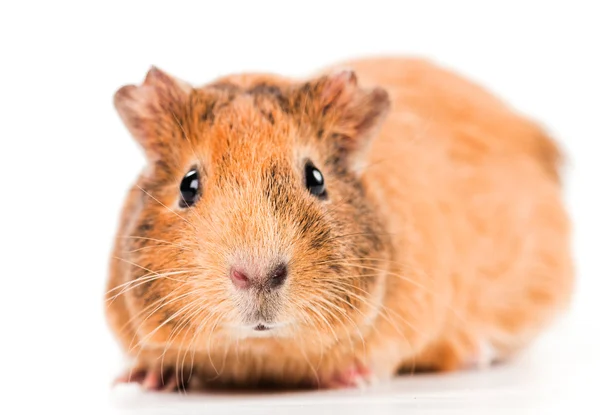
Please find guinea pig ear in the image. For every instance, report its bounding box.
[113,66,192,161]
[305,69,391,172]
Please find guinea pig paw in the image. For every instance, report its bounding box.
[114,365,195,392]
[318,361,375,390]
[113,366,148,386]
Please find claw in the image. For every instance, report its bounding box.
[463,340,498,370]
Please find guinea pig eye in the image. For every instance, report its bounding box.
[179,169,200,208]
[304,162,327,199]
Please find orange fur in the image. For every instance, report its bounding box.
[105,57,573,389]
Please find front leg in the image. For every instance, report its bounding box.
[114,362,199,392]
[311,332,408,389]
[113,347,203,392]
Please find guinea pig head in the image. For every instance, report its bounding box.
[112,67,392,352]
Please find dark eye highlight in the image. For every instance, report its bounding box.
[304,161,327,199]
[179,169,200,208]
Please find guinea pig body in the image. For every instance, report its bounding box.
[106,57,573,390]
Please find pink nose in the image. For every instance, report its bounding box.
[229,263,288,290]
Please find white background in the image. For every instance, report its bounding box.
[1,1,598,414]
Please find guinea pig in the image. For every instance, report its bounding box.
[105,57,574,391]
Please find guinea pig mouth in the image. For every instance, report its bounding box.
[226,321,290,338]
[253,324,271,331]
